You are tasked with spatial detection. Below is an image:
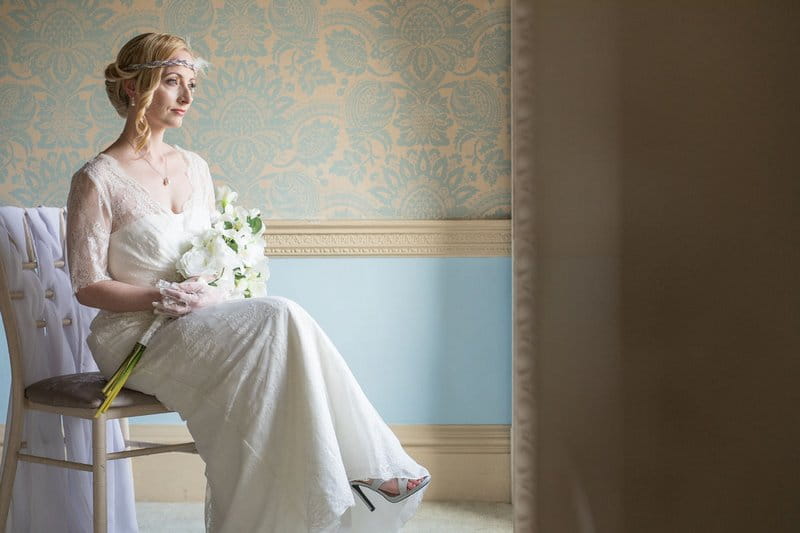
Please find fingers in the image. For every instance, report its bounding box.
[152,297,191,317]
[155,279,224,312]
[162,282,207,298]
[161,287,198,303]
[176,280,208,293]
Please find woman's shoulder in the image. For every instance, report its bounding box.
[174,146,213,196]
[174,145,210,170]
[71,153,114,188]
[67,155,116,207]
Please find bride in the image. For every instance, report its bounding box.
[66,33,430,532]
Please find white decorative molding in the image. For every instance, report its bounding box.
[264,220,511,257]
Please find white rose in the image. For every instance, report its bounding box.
[176,247,215,279]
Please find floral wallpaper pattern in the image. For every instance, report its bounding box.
[0,0,510,220]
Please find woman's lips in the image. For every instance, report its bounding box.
[172,109,186,115]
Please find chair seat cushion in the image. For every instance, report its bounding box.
[25,371,162,409]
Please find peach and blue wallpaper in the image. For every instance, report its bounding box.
[0,1,512,425]
[0,0,510,220]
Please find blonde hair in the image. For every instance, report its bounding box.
[104,33,195,152]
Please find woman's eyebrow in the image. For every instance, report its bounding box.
[164,71,196,81]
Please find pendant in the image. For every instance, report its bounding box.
[163,176,170,186]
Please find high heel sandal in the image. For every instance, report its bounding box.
[350,476,431,512]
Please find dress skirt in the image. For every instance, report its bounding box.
[87,296,429,532]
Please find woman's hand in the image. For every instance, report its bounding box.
[153,279,226,316]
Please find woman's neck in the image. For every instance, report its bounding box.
[118,119,169,157]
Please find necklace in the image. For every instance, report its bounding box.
[141,150,170,186]
[127,140,170,186]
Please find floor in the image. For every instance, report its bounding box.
[136,501,512,532]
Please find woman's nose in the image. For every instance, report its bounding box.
[179,85,193,105]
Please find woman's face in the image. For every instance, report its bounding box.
[144,49,197,131]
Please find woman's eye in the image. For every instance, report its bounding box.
[189,83,197,91]
[166,78,178,85]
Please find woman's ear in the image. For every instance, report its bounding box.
[124,79,136,99]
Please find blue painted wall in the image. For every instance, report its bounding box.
[0,256,511,425]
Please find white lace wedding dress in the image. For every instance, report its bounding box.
[66,147,429,532]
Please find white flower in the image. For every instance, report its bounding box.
[176,247,216,279]
[241,242,265,267]
[210,234,244,271]
[215,185,238,212]
[174,186,269,300]
[235,267,269,298]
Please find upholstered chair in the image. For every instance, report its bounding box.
[0,206,196,533]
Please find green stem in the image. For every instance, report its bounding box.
[95,345,147,417]
[101,343,144,395]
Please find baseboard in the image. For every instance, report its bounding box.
[128,424,510,503]
[0,423,510,503]
[391,424,511,503]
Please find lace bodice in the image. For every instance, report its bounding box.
[66,146,215,292]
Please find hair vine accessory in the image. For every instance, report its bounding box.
[124,57,210,73]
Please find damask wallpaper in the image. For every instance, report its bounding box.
[0,0,510,220]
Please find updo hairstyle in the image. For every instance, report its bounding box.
[104,33,195,153]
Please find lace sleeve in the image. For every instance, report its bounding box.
[66,168,113,292]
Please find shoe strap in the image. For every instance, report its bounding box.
[371,478,410,497]
[396,478,409,497]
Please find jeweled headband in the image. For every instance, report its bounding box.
[124,58,210,73]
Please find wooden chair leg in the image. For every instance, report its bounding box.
[92,414,107,533]
[0,405,24,531]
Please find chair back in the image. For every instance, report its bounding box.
[0,206,135,532]
[0,206,99,395]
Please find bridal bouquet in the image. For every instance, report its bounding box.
[95,186,269,417]
[177,185,269,299]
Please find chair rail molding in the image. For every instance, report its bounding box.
[264,220,511,257]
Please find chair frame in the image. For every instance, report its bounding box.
[0,228,197,533]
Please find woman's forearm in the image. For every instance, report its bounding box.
[75,280,161,312]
